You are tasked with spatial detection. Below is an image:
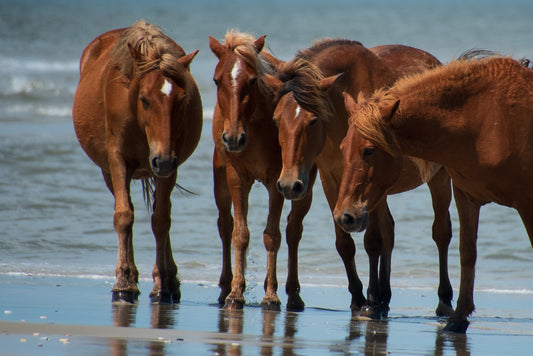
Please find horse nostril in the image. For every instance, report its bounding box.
[151,156,160,171]
[292,180,304,194]
[342,213,356,226]
[238,133,247,148]
[221,132,229,144]
[171,157,178,171]
[276,180,283,193]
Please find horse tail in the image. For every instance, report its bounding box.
[141,178,197,212]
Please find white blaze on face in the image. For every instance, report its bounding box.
[231,60,242,88]
[161,79,173,96]
[295,105,301,118]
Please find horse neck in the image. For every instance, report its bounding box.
[389,96,458,165]
[313,44,396,145]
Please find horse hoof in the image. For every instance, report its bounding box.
[150,292,173,305]
[223,299,244,310]
[112,291,139,304]
[360,304,389,320]
[435,301,454,317]
[261,301,281,312]
[443,320,469,333]
[286,295,305,312]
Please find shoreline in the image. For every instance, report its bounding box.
[1,274,532,355]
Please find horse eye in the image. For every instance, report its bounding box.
[139,96,149,110]
[273,117,280,128]
[309,118,318,127]
[249,77,257,85]
[213,78,220,86]
[363,147,375,159]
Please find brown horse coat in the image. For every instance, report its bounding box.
[266,39,453,317]
[73,21,202,303]
[341,56,533,332]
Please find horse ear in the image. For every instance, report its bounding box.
[208,36,225,59]
[319,73,343,91]
[178,50,199,69]
[254,35,267,53]
[384,100,400,123]
[262,52,286,70]
[343,92,358,113]
[264,73,283,93]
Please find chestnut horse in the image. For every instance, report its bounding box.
[209,31,316,311]
[336,56,533,332]
[265,40,453,318]
[73,21,203,303]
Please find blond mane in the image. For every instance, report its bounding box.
[110,20,187,82]
[351,56,530,182]
[222,30,275,93]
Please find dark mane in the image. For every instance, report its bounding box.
[274,39,363,119]
[275,57,331,119]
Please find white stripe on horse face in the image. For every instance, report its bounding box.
[295,105,301,118]
[231,60,242,88]
[161,79,173,96]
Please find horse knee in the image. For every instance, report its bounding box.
[114,210,134,233]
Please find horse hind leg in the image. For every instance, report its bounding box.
[103,170,140,304]
[285,165,316,311]
[427,167,454,317]
[150,175,180,304]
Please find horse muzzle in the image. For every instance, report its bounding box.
[150,154,178,177]
[276,176,308,200]
[221,131,247,152]
[334,207,369,233]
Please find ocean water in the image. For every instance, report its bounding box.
[1,0,532,308]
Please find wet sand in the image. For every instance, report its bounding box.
[0,274,531,355]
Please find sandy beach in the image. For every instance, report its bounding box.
[0,274,531,355]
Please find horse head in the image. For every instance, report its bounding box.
[333,92,402,232]
[128,44,198,177]
[265,59,341,200]
[209,33,275,153]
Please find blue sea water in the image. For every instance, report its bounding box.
[0,0,532,309]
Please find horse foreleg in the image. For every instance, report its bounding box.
[321,176,366,311]
[261,188,284,311]
[285,166,316,311]
[224,166,252,310]
[444,186,480,333]
[103,167,139,303]
[427,167,454,316]
[213,150,234,306]
[363,200,393,319]
[150,174,179,304]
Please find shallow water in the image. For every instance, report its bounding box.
[1,0,532,306]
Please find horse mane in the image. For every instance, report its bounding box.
[351,55,532,181]
[274,39,363,119]
[222,29,276,94]
[275,57,331,119]
[110,20,188,84]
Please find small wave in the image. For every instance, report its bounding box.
[0,56,78,73]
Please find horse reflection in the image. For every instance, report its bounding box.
[215,308,300,356]
[110,302,177,356]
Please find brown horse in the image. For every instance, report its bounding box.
[265,39,454,318]
[336,56,533,332]
[209,31,316,311]
[72,21,203,303]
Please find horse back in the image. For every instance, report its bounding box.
[370,45,441,77]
